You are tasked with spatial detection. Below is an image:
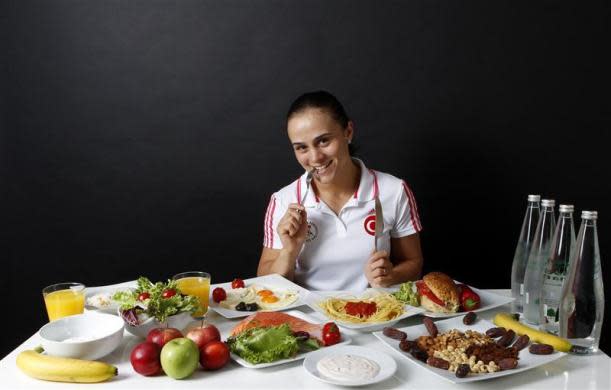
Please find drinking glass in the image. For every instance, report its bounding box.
[42,282,86,322]
[173,271,211,322]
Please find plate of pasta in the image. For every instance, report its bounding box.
[305,289,426,332]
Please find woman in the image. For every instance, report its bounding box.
[257,91,423,291]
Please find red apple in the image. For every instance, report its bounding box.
[130,342,162,376]
[186,324,221,349]
[199,340,230,370]
[146,327,183,348]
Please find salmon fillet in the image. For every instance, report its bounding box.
[230,312,323,342]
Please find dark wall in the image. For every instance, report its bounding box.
[3,1,610,357]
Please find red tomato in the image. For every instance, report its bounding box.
[199,341,230,370]
[161,289,177,298]
[212,287,227,303]
[322,322,341,346]
[137,292,150,301]
[416,281,445,307]
[231,278,245,289]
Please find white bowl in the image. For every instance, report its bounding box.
[39,312,124,360]
[121,310,195,338]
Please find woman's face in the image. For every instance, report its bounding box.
[287,108,353,185]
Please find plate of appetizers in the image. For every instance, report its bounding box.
[373,314,566,383]
[219,310,352,368]
[305,289,425,332]
[209,274,312,319]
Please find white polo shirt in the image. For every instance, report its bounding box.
[262,159,422,292]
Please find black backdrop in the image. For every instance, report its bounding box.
[2,1,610,358]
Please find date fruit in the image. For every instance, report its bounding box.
[426,357,450,370]
[410,348,429,363]
[498,358,518,370]
[511,335,530,351]
[497,330,516,347]
[399,340,415,352]
[486,327,507,338]
[423,317,438,337]
[455,363,470,378]
[529,343,554,355]
[383,327,407,341]
[463,312,477,325]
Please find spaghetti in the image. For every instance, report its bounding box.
[319,291,404,323]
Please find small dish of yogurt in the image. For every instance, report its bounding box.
[303,345,397,387]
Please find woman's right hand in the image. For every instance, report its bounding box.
[277,203,308,254]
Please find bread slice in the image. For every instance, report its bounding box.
[422,272,460,313]
[420,295,456,313]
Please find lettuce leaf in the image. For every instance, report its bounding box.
[227,324,300,364]
[393,281,420,306]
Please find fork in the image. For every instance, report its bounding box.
[301,170,313,205]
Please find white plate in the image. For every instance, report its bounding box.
[84,281,137,314]
[305,290,426,332]
[373,316,567,383]
[385,282,514,318]
[209,274,311,318]
[303,345,397,387]
[223,310,352,368]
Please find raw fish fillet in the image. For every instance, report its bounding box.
[230,312,323,342]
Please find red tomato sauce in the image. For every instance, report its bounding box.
[344,301,377,318]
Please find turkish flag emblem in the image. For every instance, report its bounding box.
[363,215,376,236]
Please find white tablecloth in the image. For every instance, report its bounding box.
[1,284,609,389]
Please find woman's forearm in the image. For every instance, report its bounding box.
[257,248,300,280]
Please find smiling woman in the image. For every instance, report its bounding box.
[257,91,424,291]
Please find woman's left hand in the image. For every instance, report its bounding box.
[364,250,394,288]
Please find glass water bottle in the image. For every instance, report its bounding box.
[511,194,541,313]
[559,211,605,354]
[523,199,556,324]
[540,204,576,334]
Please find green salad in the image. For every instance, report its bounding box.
[227,324,319,364]
[393,281,420,306]
[112,276,199,324]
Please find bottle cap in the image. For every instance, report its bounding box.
[527,195,541,202]
[541,199,555,207]
[581,211,598,220]
[559,204,574,213]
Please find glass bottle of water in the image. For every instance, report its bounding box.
[523,199,556,324]
[539,204,575,334]
[559,211,605,354]
[510,195,541,313]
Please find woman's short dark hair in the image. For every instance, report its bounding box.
[287,90,350,128]
[287,90,357,155]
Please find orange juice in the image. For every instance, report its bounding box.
[44,289,85,321]
[176,276,210,317]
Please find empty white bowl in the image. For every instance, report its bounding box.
[39,312,124,360]
[121,310,195,338]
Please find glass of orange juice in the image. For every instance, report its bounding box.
[173,271,211,320]
[42,282,86,322]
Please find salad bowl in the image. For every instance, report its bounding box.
[121,310,195,338]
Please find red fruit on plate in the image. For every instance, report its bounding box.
[186,324,221,350]
[130,342,162,376]
[322,322,341,346]
[162,289,177,298]
[212,287,227,303]
[199,341,230,370]
[231,278,245,289]
[147,327,183,348]
[137,292,150,301]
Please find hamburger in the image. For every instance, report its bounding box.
[416,272,460,313]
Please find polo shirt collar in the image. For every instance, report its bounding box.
[298,158,378,207]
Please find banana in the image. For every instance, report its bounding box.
[16,346,118,383]
[493,312,572,352]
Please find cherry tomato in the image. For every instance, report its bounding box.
[212,287,227,303]
[161,289,177,298]
[231,278,245,289]
[322,322,341,346]
[137,292,151,301]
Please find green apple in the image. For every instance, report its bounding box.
[160,337,200,379]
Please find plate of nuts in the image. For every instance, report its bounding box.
[372,313,567,383]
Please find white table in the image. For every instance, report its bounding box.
[1,286,609,389]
